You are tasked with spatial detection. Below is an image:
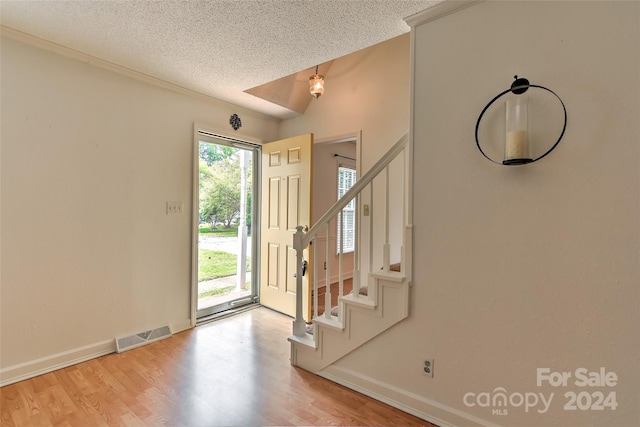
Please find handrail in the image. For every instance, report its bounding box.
[301,131,409,247]
[290,130,410,338]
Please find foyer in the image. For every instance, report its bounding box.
[0,307,434,427]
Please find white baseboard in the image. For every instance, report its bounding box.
[0,340,115,387]
[319,364,500,427]
[0,318,193,387]
[171,318,193,334]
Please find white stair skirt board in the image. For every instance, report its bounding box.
[290,275,409,373]
[116,324,172,353]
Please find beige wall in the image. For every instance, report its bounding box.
[312,140,357,287]
[332,2,640,426]
[280,33,411,275]
[279,34,410,169]
[0,36,279,383]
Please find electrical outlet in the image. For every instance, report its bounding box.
[324,261,327,270]
[421,357,434,377]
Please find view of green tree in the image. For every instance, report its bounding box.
[207,157,240,227]
[200,191,220,230]
[199,143,234,166]
[198,163,212,190]
[199,142,252,230]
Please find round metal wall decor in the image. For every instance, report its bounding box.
[475,76,567,166]
[230,114,242,131]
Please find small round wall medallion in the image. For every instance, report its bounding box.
[230,114,242,131]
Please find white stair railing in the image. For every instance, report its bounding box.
[292,132,410,338]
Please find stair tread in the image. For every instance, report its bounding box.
[292,277,411,372]
[312,313,343,331]
[288,332,316,348]
[341,292,376,308]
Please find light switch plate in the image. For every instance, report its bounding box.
[167,201,183,215]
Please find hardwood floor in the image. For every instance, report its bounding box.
[1,307,435,427]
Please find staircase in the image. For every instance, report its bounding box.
[288,132,412,373]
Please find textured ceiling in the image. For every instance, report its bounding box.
[0,0,442,118]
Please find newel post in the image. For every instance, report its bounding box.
[292,225,306,337]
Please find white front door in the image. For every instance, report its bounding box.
[260,134,313,319]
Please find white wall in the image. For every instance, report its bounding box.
[0,36,279,383]
[330,2,640,427]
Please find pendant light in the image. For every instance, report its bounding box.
[309,65,325,98]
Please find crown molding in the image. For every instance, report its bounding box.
[0,25,279,121]
[404,0,482,28]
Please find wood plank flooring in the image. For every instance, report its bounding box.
[1,307,435,427]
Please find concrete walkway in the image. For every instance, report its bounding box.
[198,275,239,294]
[197,235,253,311]
[198,235,252,255]
[197,275,252,311]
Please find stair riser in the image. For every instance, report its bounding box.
[292,277,409,373]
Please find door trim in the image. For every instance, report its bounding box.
[315,131,362,178]
[190,122,263,326]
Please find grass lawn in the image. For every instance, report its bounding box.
[198,226,252,291]
[198,285,236,298]
[199,225,249,237]
[198,249,238,282]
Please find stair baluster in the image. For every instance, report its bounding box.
[324,225,331,320]
[291,132,410,340]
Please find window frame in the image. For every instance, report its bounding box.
[336,164,357,254]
